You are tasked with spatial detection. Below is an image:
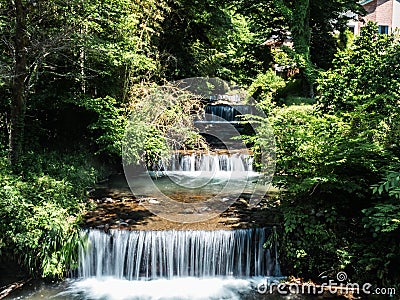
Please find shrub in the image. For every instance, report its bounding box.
[0,150,101,278]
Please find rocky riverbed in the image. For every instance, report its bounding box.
[83,175,282,231]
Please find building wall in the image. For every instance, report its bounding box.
[346,11,361,35]
[376,0,393,28]
[357,0,397,33]
[393,0,400,30]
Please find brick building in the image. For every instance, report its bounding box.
[348,0,400,34]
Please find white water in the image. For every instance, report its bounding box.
[61,277,254,300]
[11,229,283,300]
[204,105,257,122]
[152,152,256,177]
[10,277,283,299]
[156,153,253,172]
[78,228,280,280]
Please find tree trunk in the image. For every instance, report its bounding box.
[290,0,315,98]
[9,0,28,170]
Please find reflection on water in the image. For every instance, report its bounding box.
[150,172,261,203]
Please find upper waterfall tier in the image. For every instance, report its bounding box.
[201,104,258,123]
[151,152,253,173]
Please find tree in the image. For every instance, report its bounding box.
[8,0,27,169]
[1,0,76,169]
[158,0,268,84]
[1,0,170,169]
[318,22,400,150]
[269,22,400,284]
[276,0,363,96]
[227,0,363,96]
[309,1,363,68]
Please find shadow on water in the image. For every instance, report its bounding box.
[83,174,154,230]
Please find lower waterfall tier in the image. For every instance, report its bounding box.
[78,228,281,280]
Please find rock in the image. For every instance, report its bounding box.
[149,199,160,204]
[198,207,211,212]
[86,188,95,194]
[238,198,248,206]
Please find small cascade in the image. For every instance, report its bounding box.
[204,105,257,122]
[146,102,261,177]
[153,152,253,173]
[78,228,281,280]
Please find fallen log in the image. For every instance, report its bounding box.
[0,278,31,299]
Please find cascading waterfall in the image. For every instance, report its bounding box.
[147,104,259,177]
[78,228,280,280]
[204,105,257,122]
[153,152,253,173]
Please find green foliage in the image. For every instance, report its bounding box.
[371,171,400,200]
[235,0,362,94]
[362,171,400,239]
[73,0,169,91]
[248,70,286,112]
[258,22,400,285]
[282,205,345,273]
[268,101,400,280]
[281,96,315,106]
[77,96,126,156]
[159,1,268,84]
[363,203,400,234]
[318,23,400,117]
[123,84,206,166]
[0,0,398,288]
[239,114,275,175]
[0,150,100,278]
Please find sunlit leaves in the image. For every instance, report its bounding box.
[0,152,98,278]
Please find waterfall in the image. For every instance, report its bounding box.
[204,105,256,122]
[78,228,280,280]
[153,153,253,173]
[146,104,260,176]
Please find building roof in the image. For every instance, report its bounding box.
[359,0,374,5]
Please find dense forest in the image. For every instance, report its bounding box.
[1,0,399,294]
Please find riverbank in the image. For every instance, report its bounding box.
[0,258,31,299]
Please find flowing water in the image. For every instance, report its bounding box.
[10,229,283,300]
[77,228,279,279]
[8,103,283,299]
[152,152,254,174]
[130,103,267,205]
[128,150,264,206]
[203,105,258,122]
